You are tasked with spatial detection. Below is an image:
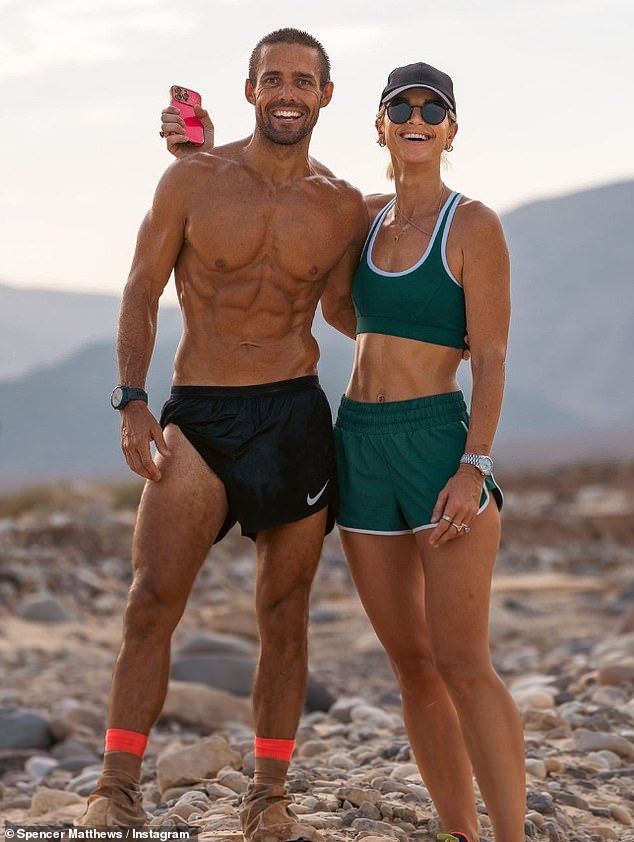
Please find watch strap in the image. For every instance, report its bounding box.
[111,385,148,409]
[460,453,493,475]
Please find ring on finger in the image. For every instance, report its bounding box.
[441,514,454,524]
[460,522,471,534]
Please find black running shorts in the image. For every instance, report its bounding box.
[160,376,336,542]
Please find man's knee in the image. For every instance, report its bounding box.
[123,575,187,639]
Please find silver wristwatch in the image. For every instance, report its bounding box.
[460,453,493,477]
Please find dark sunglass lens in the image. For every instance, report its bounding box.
[387,101,412,124]
[422,101,447,125]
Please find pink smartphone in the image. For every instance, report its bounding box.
[169,85,204,144]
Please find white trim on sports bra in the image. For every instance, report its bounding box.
[366,190,460,278]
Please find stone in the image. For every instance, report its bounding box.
[16,593,73,623]
[67,769,103,795]
[543,820,567,841]
[24,755,59,782]
[525,810,545,828]
[526,790,555,814]
[157,736,242,793]
[513,688,556,709]
[609,803,632,825]
[350,705,398,730]
[597,663,634,686]
[573,728,634,758]
[328,753,356,770]
[358,801,382,820]
[543,756,564,774]
[175,631,256,657]
[554,790,588,810]
[351,818,408,842]
[337,786,383,807]
[0,707,54,750]
[29,787,83,815]
[522,708,564,731]
[160,680,252,730]
[329,697,367,724]
[590,826,618,840]
[389,763,420,779]
[49,700,105,740]
[587,749,622,770]
[170,654,255,696]
[297,739,330,758]
[170,655,333,711]
[525,758,548,779]
[216,768,249,795]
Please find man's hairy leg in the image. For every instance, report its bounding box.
[239,513,327,842]
[252,511,326,738]
[76,426,228,827]
[109,424,228,732]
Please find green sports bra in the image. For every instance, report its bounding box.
[353,190,466,349]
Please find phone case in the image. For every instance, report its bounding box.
[170,85,204,145]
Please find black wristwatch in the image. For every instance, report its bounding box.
[110,385,148,410]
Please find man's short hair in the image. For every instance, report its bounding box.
[249,28,331,88]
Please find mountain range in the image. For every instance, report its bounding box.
[1,179,632,488]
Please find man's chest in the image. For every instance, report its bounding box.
[184,179,352,281]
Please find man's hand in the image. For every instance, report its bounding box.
[161,104,215,158]
[120,402,171,481]
[462,332,471,361]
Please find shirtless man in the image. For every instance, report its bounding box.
[75,28,367,842]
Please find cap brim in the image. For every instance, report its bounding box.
[381,84,454,111]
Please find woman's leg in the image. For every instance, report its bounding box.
[340,529,479,841]
[416,503,526,842]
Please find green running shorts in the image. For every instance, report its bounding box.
[333,390,502,535]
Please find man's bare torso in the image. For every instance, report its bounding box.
[166,143,365,385]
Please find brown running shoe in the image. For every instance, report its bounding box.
[239,783,324,842]
[74,773,149,827]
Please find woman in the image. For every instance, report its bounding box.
[323,62,525,842]
[159,60,525,842]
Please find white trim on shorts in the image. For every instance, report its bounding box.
[411,484,491,531]
[337,485,491,536]
[337,525,412,536]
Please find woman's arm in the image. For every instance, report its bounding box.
[429,201,510,547]
[460,202,511,457]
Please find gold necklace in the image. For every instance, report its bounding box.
[393,186,445,242]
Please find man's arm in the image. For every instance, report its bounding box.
[320,192,368,339]
[116,163,190,481]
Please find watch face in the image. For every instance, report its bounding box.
[478,456,493,474]
[111,386,124,408]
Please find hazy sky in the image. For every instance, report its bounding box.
[2,0,632,299]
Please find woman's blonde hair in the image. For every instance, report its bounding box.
[376,103,457,180]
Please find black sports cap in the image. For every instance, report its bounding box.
[380,62,456,114]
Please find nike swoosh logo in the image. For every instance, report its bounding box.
[307,480,329,506]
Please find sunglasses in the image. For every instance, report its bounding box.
[386,99,449,126]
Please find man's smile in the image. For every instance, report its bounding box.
[271,108,304,121]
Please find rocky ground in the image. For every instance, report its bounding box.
[0,461,633,841]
